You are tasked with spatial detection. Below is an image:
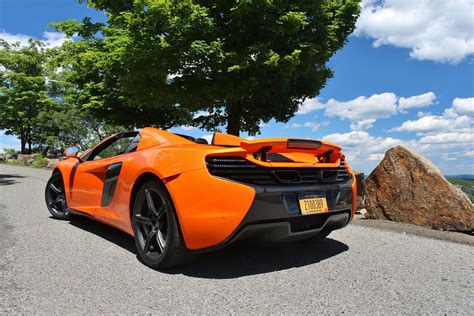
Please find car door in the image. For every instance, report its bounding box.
[67,132,139,215]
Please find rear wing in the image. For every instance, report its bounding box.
[210,132,343,167]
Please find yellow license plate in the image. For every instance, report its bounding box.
[298,194,328,215]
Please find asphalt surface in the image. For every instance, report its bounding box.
[1,164,473,314]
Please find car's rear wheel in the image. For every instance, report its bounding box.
[45,172,71,220]
[132,180,194,269]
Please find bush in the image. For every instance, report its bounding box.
[2,148,19,159]
[30,155,49,168]
[6,159,26,166]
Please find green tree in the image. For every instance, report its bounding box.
[0,40,54,153]
[35,45,128,154]
[55,0,360,136]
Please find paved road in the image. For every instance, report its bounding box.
[1,165,473,314]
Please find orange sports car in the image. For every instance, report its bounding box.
[45,128,356,269]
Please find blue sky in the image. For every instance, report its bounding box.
[1,0,473,175]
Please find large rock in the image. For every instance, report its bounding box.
[17,153,38,166]
[364,146,473,232]
[352,170,365,210]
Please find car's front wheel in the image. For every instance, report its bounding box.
[132,180,194,269]
[45,172,71,220]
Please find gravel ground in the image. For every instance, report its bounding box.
[1,164,473,314]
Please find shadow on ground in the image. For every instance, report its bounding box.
[0,173,25,186]
[66,216,348,279]
[68,216,138,254]
[171,238,348,279]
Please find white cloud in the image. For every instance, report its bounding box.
[297,98,325,115]
[398,92,436,112]
[350,119,376,131]
[389,112,471,134]
[300,92,441,133]
[322,129,473,174]
[284,121,329,131]
[0,30,69,48]
[442,153,458,161]
[368,153,385,161]
[200,134,213,143]
[355,0,474,64]
[0,31,31,46]
[285,123,303,129]
[301,122,321,132]
[179,125,196,131]
[42,31,69,47]
[325,93,398,121]
[419,132,473,144]
[453,97,474,115]
[303,122,321,131]
[192,110,212,119]
[0,142,20,154]
[322,131,409,171]
[417,111,431,118]
[323,131,403,152]
[462,150,474,158]
[0,131,20,153]
[298,92,438,123]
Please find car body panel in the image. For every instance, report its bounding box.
[53,127,356,251]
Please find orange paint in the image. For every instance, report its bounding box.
[54,128,356,250]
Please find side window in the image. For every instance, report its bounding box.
[93,136,136,160]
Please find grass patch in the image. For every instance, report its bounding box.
[30,155,49,168]
[5,159,26,167]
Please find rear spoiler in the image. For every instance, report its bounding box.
[240,138,341,155]
[211,132,342,164]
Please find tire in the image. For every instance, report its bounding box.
[131,180,195,270]
[45,172,71,220]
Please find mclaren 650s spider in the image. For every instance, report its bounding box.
[45,128,356,269]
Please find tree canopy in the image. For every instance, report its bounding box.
[0,39,125,154]
[0,40,53,153]
[54,0,360,135]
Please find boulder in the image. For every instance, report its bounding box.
[46,158,59,169]
[352,171,365,210]
[17,154,38,166]
[364,146,473,232]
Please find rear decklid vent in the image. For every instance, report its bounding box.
[205,157,352,186]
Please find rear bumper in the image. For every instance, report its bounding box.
[166,166,355,251]
[197,210,351,253]
[194,180,354,253]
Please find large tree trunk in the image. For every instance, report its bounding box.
[27,128,32,154]
[20,140,26,154]
[20,130,26,154]
[226,101,242,136]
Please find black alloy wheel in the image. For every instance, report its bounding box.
[132,180,194,269]
[45,172,71,220]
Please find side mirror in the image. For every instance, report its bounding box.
[63,146,80,158]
